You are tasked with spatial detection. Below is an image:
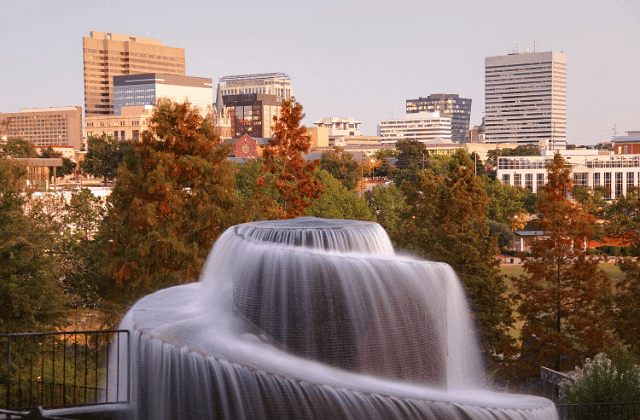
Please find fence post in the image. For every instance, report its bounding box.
[5,336,11,410]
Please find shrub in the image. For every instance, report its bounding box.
[560,353,640,404]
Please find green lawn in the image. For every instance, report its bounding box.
[499,262,625,292]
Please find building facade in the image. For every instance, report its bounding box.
[0,107,83,150]
[218,73,293,104]
[83,31,185,116]
[223,93,282,138]
[378,112,452,143]
[406,94,471,143]
[485,51,567,149]
[84,105,153,143]
[496,150,640,200]
[612,131,640,154]
[113,73,213,116]
[314,117,363,146]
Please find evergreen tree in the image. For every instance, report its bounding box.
[513,153,610,376]
[98,100,247,307]
[256,99,324,219]
[396,150,515,358]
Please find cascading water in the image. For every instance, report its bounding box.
[115,217,558,419]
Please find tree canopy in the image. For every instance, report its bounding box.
[97,99,247,307]
[394,150,515,358]
[255,99,324,219]
[305,170,375,221]
[80,134,131,184]
[318,147,361,191]
[0,158,67,333]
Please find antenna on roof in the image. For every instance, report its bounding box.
[534,40,536,52]
[613,124,618,138]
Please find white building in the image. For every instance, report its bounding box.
[378,112,452,143]
[497,150,640,200]
[113,73,213,117]
[485,51,567,150]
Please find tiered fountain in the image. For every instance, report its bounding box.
[116,217,558,419]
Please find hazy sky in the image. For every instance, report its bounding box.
[1,0,638,144]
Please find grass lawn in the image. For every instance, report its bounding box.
[500,261,624,291]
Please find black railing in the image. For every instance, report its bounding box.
[0,330,129,413]
[556,401,640,420]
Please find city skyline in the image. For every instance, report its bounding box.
[1,0,638,145]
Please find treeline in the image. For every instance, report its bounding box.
[2,99,639,387]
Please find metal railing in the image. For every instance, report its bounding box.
[0,330,129,413]
[556,401,640,420]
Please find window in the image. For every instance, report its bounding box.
[604,172,612,199]
[627,172,634,191]
[514,173,521,187]
[616,172,623,198]
[525,174,533,192]
[593,173,600,188]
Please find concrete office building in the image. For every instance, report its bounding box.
[485,51,566,149]
[83,31,185,116]
[85,105,153,143]
[218,73,293,104]
[378,112,452,143]
[113,73,213,117]
[314,117,363,145]
[406,94,471,143]
[496,150,640,200]
[0,107,83,150]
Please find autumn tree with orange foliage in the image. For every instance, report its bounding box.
[98,100,248,308]
[255,99,324,219]
[513,153,610,377]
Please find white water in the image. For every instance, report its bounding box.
[115,218,558,419]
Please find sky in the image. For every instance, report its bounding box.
[0,0,638,145]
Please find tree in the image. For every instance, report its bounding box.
[395,150,515,358]
[0,158,67,333]
[0,137,37,158]
[481,175,528,229]
[319,147,362,191]
[605,187,640,346]
[513,153,610,376]
[395,139,427,170]
[97,100,248,307]
[364,183,407,237]
[40,146,77,177]
[305,170,375,221]
[80,134,131,184]
[255,99,324,219]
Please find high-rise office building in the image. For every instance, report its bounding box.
[484,51,566,149]
[0,107,83,150]
[83,31,185,116]
[113,73,213,116]
[406,94,471,143]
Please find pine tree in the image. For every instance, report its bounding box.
[255,99,324,219]
[98,100,247,307]
[397,150,515,358]
[513,153,610,376]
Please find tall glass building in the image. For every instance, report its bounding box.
[485,51,566,149]
[406,94,471,143]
